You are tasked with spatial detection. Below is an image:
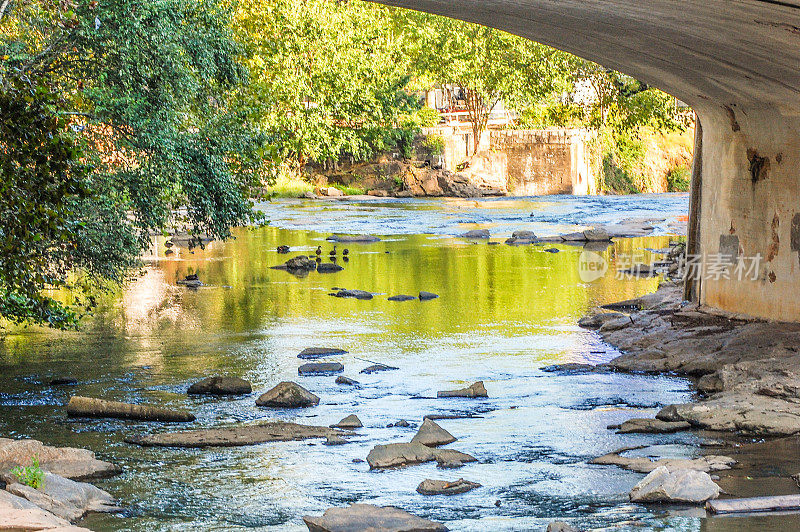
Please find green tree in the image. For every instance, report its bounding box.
[236,0,417,169]
[1,0,268,328]
[403,13,576,154]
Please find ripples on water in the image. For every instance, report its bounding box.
[0,194,743,531]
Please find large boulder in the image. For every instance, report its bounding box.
[0,489,76,530]
[303,503,447,532]
[331,414,363,429]
[187,376,252,396]
[629,466,720,503]
[298,362,344,375]
[127,422,343,448]
[437,381,488,398]
[416,478,481,496]
[411,419,456,447]
[366,442,476,469]
[460,229,490,239]
[66,396,195,423]
[256,382,319,408]
[4,472,120,521]
[0,439,119,481]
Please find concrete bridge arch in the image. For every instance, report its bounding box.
[372,0,800,321]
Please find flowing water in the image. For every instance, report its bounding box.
[1,193,788,531]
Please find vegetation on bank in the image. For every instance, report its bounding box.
[1,0,690,328]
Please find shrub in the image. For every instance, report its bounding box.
[11,456,45,490]
[421,134,446,155]
[416,107,441,127]
[666,164,692,192]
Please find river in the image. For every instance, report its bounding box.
[2,193,780,531]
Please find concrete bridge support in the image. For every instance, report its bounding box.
[373,0,800,321]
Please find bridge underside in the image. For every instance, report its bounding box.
[375,0,800,321]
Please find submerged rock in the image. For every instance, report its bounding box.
[303,503,447,532]
[3,471,120,521]
[334,289,373,300]
[416,478,481,496]
[66,396,195,422]
[335,376,359,386]
[418,291,439,301]
[437,381,488,398]
[410,419,456,447]
[49,377,78,386]
[614,418,691,434]
[366,442,476,469]
[360,363,398,374]
[0,438,120,481]
[590,447,735,473]
[326,235,381,243]
[298,347,348,360]
[127,422,343,448]
[324,435,348,446]
[331,414,362,429]
[298,362,344,375]
[187,376,252,396]
[255,382,319,408]
[541,363,613,375]
[629,466,720,503]
[316,263,344,273]
[388,294,416,301]
[388,419,411,428]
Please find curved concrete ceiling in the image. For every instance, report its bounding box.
[373,0,800,113]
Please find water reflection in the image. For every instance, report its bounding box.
[0,217,717,531]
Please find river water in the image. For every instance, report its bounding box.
[0,193,776,531]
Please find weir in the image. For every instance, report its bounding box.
[372,0,800,321]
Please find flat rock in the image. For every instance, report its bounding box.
[541,363,613,375]
[0,490,73,529]
[334,289,373,300]
[360,363,398,374]
[629,465,720,503]
[578,312,627,329]
[4,472,120,521]
[437,381,487,398]
[187,376,251,396]
[317,263,344,273]
[303,503,447,532]
[512,230,536,239]
[0,438,120,481]
[460,229,490,239]
[388,294,416,301]
[326,235,381,243]
[324,436,348,446]
[256,382,319,408]
[411,419,456,447]
[366,442,476,469]
[616,418,692,434]
[590,448,735,473]
[298,362,344,375]
[66,396,195,423]
[418,291,439,301]
[332,414,362,429]
[127,422,343,448]
[416,478,481,496]
[298,347,348,360]
[335,376,359,386]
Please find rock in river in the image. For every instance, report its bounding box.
[629,466,720,504]
[316,262,344,273]
[416,478,481,496]
[298,362,344,375]
[298,347,348,360]
[256,381,319,408]
[590,447,735,473]
[335,376,359,386]
[332,414,362,429]
[326,235,381,243]
[547,522,578,532]
[49,377,78,386]
[334,289,373,300]
[187,376,252,396]
[360,363,398,374]
[460,229,490,239]
[419,291,439,301]
[3,471,120,521]
[66,396,195,422]
[614,418,691,434]
[271,255,317,272]
[411,419,456,447]
[128,421,344,448]
[0,490,76,530]
[366,442,476,469]
[303,503,447,532]
[0,438,120,481]
[388,294,416,301]
[437,381,488,398]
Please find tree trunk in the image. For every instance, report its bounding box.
[67,396,196,422]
